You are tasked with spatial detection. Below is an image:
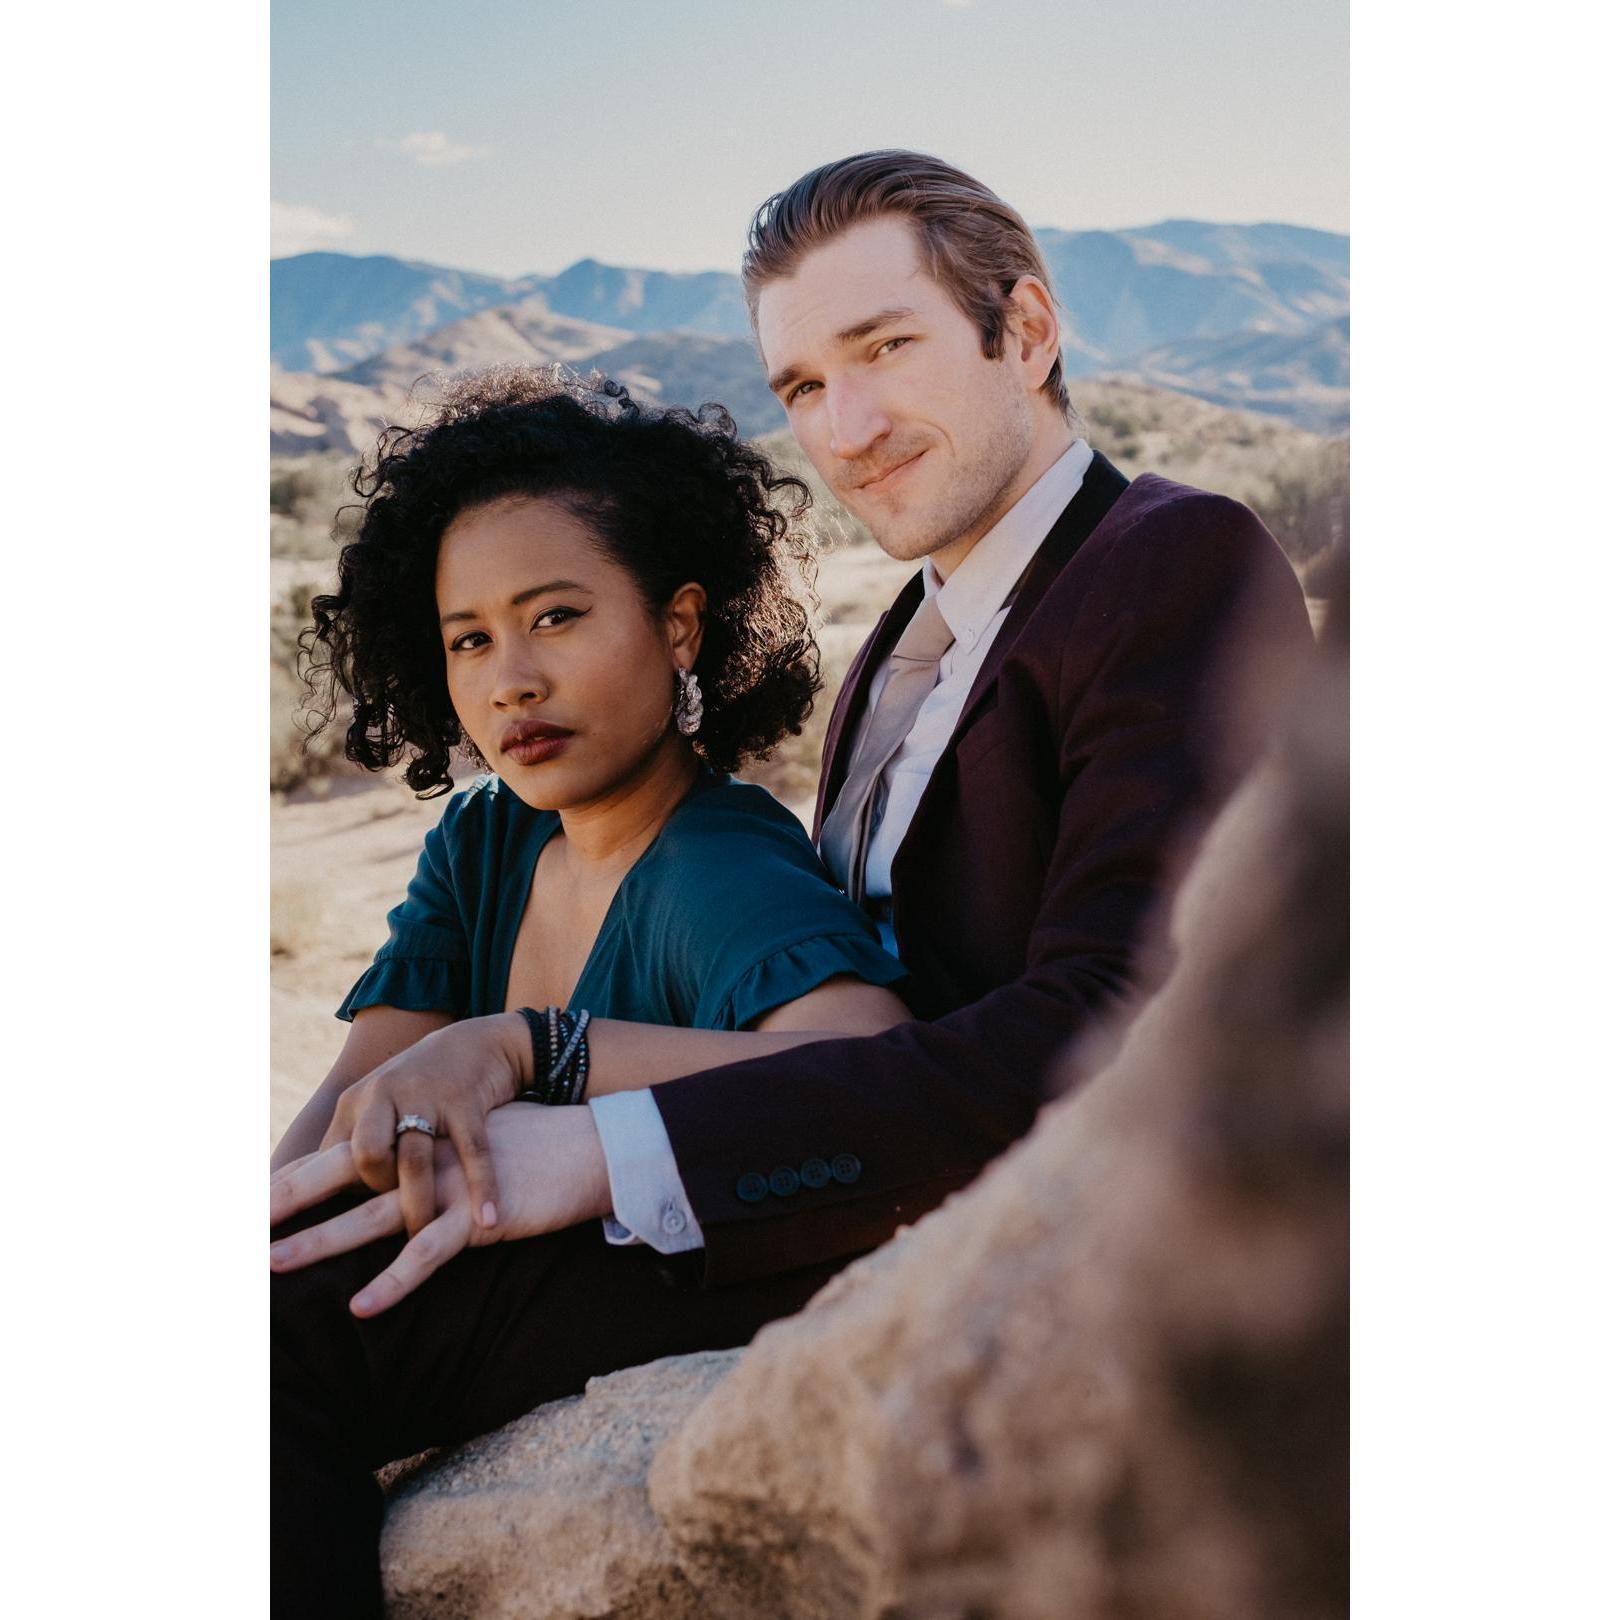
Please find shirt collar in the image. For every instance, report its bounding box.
[923,438,1095,645]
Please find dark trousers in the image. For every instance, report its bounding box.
[271,1195,839,1619]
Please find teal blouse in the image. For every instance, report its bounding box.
[338,772,906,1030]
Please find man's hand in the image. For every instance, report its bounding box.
[271,1103,612,1318]
[317,1012,531,1237]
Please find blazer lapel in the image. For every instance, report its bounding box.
[953,451,1130,731]
[811,571,924,838]
[893,451,1130,862]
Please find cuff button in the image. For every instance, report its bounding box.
[768,1165,801,1197]
[830,1152,862,1184]
[736,1172,769,1203]
[800,1156,831,1189]
[661,1206,688,1236]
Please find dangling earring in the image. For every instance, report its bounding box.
[674,668,704,737]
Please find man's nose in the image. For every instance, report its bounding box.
[822,377,891,462]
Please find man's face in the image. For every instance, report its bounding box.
[757,216,1036,570]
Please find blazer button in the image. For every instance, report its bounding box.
[768,1165,801,1197]
[830,1152,862,1185]
[736,1172,769,1203]
[799,1156,831,1190]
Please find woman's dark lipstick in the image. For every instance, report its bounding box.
[500,718,573,766]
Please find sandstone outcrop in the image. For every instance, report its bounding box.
[381,613,1348,1618]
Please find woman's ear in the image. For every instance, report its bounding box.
[665,582,707,666]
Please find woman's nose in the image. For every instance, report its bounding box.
[491,646,547,708]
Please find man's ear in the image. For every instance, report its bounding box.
[1004,275,1062,395]
[665,582,707,665]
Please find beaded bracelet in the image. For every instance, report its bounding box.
[514,1006,592,1106]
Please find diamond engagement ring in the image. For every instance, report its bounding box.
[395,1113,436,1140]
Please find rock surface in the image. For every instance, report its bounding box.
[379,614,1348,1618]
[380,1352,737,1619]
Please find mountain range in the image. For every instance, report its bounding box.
[271,221,1348,452]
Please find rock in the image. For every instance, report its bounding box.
[380,1350,738,1619]
[649,643,1348,1619]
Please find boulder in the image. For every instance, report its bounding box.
[380,1351,737,1619]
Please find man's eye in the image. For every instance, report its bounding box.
[877,336,912,357]
[787,380,821,405]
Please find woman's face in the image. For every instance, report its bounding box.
[435,494,700,812]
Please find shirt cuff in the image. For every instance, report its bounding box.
[588,1089,704,1254]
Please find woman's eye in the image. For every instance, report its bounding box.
[533,606,583,630]
[448,630,489,653]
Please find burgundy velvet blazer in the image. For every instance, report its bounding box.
[654,453,1313,1286]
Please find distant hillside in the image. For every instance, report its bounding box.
[1111,315,1349,434]
[541,259,750,337]
[1039,221,1347,369]
[271,254,544,373]
[272,254,749,374]
[340,298,633,391]
[272,221,1347,430]
[271,319,774,455]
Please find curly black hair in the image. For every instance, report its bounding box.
[302,366,820,795]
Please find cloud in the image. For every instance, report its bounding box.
[271,200,357,258]
[376,131,483,168]
[942,0,974,8]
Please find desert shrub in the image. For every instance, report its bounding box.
[272,578,348,792]
[271,452,363,560]
[1251,437,1350,568]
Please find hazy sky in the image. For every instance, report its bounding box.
[272,0,1347,274]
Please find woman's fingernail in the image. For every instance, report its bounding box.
[269,1243,290,1267]
[351,1290,374,1314]
[481,1201,498,1228]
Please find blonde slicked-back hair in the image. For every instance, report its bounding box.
[742,149,1072,417]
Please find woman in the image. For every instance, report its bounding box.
[271,369,916,1615]
[273,365,911,1285]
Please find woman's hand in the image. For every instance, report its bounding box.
[271,1104,612,1316]
[316,1012,531,1237]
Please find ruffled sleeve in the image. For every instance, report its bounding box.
[336,810,471,1021]
[639,779,910,1031]
[703,930,909,1032]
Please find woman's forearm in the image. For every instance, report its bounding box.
[582,978,911,1097]
[272,1082,348,1171]
[583,1020,840,1096]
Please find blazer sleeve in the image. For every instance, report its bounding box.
[652,496,1314,1287]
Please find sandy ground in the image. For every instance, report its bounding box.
[270,774,455,1145]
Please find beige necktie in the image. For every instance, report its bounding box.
[820,594,955,905]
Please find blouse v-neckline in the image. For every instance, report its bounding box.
[495,777,713,1013]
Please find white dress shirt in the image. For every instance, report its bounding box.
[590,437,1095,1252]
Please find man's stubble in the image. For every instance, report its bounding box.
[856,360,1036,568]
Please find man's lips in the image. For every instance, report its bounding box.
[500,719,574,763]
[852,450,926,495]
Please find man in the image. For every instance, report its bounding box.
[272,151,1311,1614]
